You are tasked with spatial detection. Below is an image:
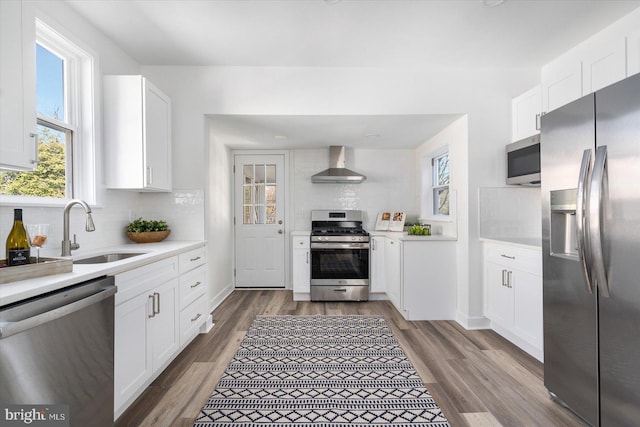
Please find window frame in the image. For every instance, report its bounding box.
[420,146,451,220]
[431,151,450,217]
[0,17,96,207]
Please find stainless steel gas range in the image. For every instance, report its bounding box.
[310,210,369,301]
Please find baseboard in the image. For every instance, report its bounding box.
[200,314,215,334]
[368,292,389,301]
[293,292,311,301]
[455,311,491,330]
[208,283,233,313]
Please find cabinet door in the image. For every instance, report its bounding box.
[542,56,582,113]
[370,236,386,293]
[511,85,542,142]
[0,0,37,171]
[149,277,180,370]
[114,292,152,414]
[485,260,514,328]
[385,238,401,311]
[143,79,172,191]
[628,28,640,76]
[513,268,543,349]
[582,36,626,94]
[292,237,310,293]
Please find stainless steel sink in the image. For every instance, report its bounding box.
[73,253,146,264]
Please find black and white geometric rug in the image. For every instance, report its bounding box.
[193,315,450,426]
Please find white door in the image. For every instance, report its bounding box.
[234,154,285,288]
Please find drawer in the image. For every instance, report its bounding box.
[179,246,206,273]
[180,295,206,346]
[179,265,206,309]
[485,243,542,275]
[292,236,310,249]
[115,256,179,305]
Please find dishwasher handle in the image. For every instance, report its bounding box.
[0,281,116,339]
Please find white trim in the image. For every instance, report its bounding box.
[455,311,491,330]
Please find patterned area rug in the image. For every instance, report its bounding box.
[193,315,450,426]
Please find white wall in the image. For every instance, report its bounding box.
[142,65,539,322]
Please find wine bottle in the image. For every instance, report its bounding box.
[5,208,30,266]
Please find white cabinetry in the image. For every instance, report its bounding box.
[384,237,401,310]
[104,75,172,191]
[628,27,640,76]
[292,236,310,298]
[511,85,542,142]
[376,235,456,321]
[178,246,207,346]
[484,241,543,361]
[582,36,627,94]
[542,55,582,113]
[0,0,37,171]
[369,236,386,293]
[114,257,179,418]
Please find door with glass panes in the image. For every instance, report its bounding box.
[234,154,285,287]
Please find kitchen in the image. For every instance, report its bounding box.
[1,1,640,426]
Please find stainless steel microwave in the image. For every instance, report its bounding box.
[506,135,541,186]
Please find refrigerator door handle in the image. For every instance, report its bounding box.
[576,149,594,294]
[589,145,610,298]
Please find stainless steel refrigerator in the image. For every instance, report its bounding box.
[540,71,640,426]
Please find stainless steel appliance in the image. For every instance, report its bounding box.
[0,276,116,426]
[310,210,369,301]
[311,146,367,183]
[506,134,541,185]
[541,72,640,426]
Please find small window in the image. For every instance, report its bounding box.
[432,152,450,216]
[0,19,95,204]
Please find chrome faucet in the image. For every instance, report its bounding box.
[61,199,96,256]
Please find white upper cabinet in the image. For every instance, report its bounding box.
[582,36,626,94]
[511,85,542,142]
[628,27,640,76]
[0,0,37,171]
[104,75,172,192]
[541,54,582,113]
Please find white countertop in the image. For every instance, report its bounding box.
[370,231,457,241]
[480,237,542,250]
[0,240,206,306]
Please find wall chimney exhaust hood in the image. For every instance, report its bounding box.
[311,146,366,183]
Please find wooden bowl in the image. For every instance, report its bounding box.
[126,230,170,243]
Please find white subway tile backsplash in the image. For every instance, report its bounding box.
[479,187,541,240]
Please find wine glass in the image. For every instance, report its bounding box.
[26,224,49,263]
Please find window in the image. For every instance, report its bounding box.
[0,19,95,204]
[242,163,277,224]
[431,152,450,216]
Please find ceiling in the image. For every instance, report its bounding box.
[66,0,640,149]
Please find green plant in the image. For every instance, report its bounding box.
[126,218,169,233]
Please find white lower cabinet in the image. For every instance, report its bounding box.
[369,236,386,293]
[114,245,208,420]
[292,236,310,298]
[114,257,179,418]
[372,235,456,321]
[484,241,543,361]
[384,237,401,309]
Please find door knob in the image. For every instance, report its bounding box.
[278,220,283,224]
[278,229,283,234]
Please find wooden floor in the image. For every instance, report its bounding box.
[115,290,587,427]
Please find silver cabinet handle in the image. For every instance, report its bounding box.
[577,148,594,294]
[500,254,515,259]
[190,281,201,289]
[306,251,309,264]
[190,313,202,323]
[501,269,507,287]
[29,132,38,164]
[148,295,156,318]
[507,271,513,288]
[589,145,609,298]
[190,256,201,262]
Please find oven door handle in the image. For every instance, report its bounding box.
[310,243,370,250]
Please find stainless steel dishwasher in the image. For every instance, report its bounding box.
[0,276,116,426]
